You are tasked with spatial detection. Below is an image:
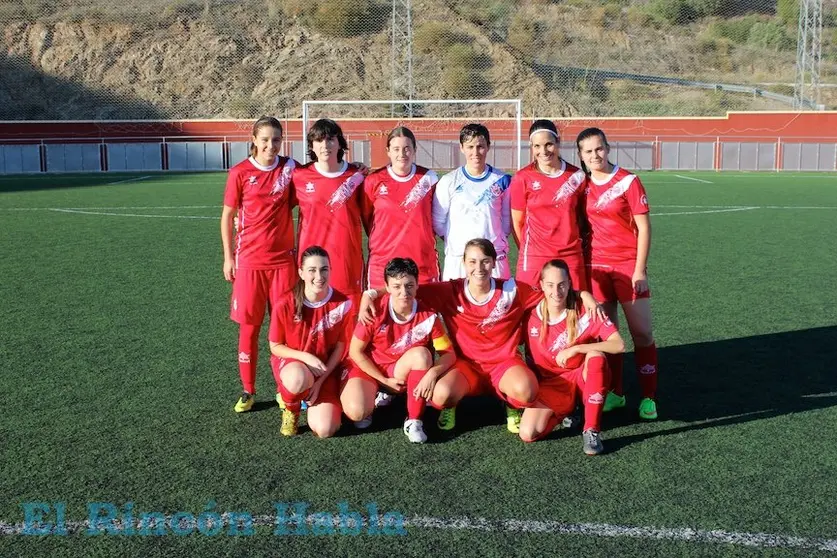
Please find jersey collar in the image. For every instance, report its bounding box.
[463,278,496,306]
[386,164,416,182]
[388,298,418,324]
[303,286,334,308]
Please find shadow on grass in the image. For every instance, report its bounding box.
[605,326,837,451]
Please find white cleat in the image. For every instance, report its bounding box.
[375,391,394,408]
[403,419,427,444]
[354,415,373,429]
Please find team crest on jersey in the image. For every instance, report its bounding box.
[400,173,436,211]
[305,182,315,193]
[311,300,352,336]
[553,171,585,205]
[479,280,517,330]
[641,194,648,206]
[594,175,635,209]
[548,313,592,353]
[326,171,364,211]
[531,181,542,191]
[270,159,294,196]
[379,185,389,196]
[389,315,436,354]
[475,177,510,206]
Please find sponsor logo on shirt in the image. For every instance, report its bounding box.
[389,315,436,354]
[548,313,592,353]
[270,159,295,196]
[305,182,315,193]
[400,174,435,211]
[594,175,635,210]
[326,171,364,211]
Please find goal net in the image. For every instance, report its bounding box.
[301,99,523,171]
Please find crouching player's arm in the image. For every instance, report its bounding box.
[269,342,329,377]
[412,331,456,400]
[555,331,625,368]
[306,340,346,404]
[349,335,405,393]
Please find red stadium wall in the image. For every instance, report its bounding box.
[2,112,836,169]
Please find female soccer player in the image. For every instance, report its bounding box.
[360,238,604,434]
[293,119,366,299]
[221,116,297,414]
[432,124,512,280]
[577,127,659,421]
[269,246,353,438]
[520,260,625,455]
[346,257,455,443]
[363,127,440,289]
[511,119,589,290]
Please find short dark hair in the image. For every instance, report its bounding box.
[384,257,419,284]
[463,238,497,261]
[459,123,491,146]
[307,118,349,163]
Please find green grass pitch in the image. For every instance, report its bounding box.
[1,170,836,557]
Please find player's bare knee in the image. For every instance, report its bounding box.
[431,384,455,408]
[406,346,433,369]
[510,384,538,405]
[312,421,340,439]
[519,426,540,443]
[632,332,655,347]
[280,370,307,394]
[342,400,370,422]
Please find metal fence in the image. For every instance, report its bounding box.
[0,0,834,120]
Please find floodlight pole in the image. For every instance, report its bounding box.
[794,0,823,109]
[391,0,414,116]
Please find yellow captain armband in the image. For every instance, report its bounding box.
[432,335,452,353]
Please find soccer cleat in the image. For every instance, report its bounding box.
[506,406,522,434]
[437,407,456,431]
[234,392,254,413]
[638,398,658,421]
[403,419,427,443]
[354,415,373,429]
[374,391,394,408]
[582,429,604,455]
[603,391,626,413]
[280,409,299,437]
[275,393,286,410]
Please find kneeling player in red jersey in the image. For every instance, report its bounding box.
[360,238,605,435]
[269,246,353,438]
[346,258,456,443]
[521,259,625,455]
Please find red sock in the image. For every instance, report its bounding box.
[237,323,260,394]
[278,381,304,414]
[582,355,609,431]
[406,369,428,420]
[634,343,658,399]
[606,353,624,395]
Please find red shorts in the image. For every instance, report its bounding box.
[516,252,589,293]
[453,356,528,403]
[340,362,397,388]
[272,357,341,406]
[588,261,651,304]
[230,257,296,325]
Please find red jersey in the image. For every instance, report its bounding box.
[352,294,451,368]
[223,156,296,269]
[584,166,649,264]
[524,305,618,376]
[511,161,586,274]
[416,278,541,366]
[268,287,353,362]
[363,164,440,289]
[293,162,366,295]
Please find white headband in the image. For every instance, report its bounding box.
[529,129,560,141]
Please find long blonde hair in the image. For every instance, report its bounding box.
[538,259,580,346]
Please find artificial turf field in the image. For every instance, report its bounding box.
[1,170,836,557]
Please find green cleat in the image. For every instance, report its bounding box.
[437,407,456,431]
[603,391,626,413]
[234,392,254,413]
[638,398,658,420]
[506,406,522,434]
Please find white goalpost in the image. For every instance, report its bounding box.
[301,99,523,170]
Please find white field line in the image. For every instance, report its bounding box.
[2,205,217,211]
[655,204,837,210]
[48,208,215,220]
[674,174,713,184]
[654,207,759,216]
[105,175,152,185]
[0,514,835,552]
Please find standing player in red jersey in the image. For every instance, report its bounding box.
[577,127,659,421]
[221,116,297,414]
[269,246,353,438]
[346,258,456,443]
[362,127,440,290]
[511,119,589,291]
[520,260,625,455]
[293,119,366,300]
[360,238,604,434]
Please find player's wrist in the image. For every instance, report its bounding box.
[363,288,379,300]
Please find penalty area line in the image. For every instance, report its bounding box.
[105,175,152,186]
[48,208,215,220]
[673,174,714,184]
[654,207,758,216]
